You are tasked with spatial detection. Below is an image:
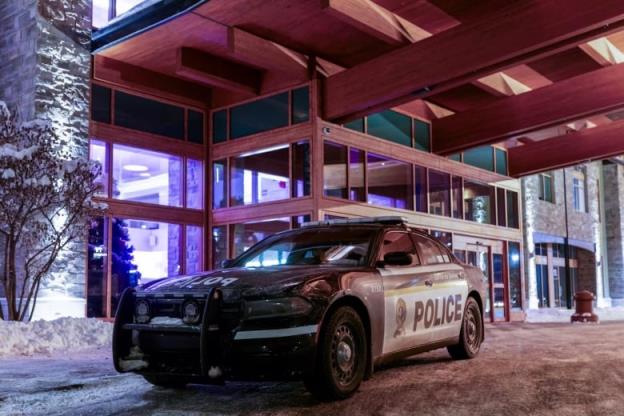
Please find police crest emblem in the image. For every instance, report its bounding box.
[394,298,407,337]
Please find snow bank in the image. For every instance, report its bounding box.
[526,307,624,323]
[0,317,112,357]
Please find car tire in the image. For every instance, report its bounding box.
[305,306,367,401]
[142,374,189,389]
[447,296,483,360]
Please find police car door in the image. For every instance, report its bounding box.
[379,230,433,355]
[412,233,469,343]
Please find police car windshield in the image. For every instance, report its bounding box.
[232,227,376,268]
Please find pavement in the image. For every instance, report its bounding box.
[1,321,624,416]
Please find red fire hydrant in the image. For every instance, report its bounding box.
[571,290,599,323]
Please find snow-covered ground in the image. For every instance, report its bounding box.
[526,306,624,323]
[2,322,624,416]
[0,317,112,357]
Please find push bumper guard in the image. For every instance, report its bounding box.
[112,287,317,382]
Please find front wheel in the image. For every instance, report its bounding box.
[447,296,483,360]
[305,306,367,400]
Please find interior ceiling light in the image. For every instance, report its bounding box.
[124,164,149,172]
[139,172,151,177]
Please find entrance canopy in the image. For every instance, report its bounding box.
[92,0,624,177]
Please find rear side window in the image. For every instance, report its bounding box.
[379,231,420,266]
[412,234,450,264]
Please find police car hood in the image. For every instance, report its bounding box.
[137,266,342,298]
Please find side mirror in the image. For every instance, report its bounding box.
[383,251,412,267]
[221,259,235,269]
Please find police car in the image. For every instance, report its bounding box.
[113,216,486,400]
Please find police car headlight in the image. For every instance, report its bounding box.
[135,300,150,324]
[182,300,201,324]
[245,297,312,319]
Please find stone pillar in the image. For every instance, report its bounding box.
[0,0,92,319]
[604,162,624,306]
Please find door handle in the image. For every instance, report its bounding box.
[425,279,433,287]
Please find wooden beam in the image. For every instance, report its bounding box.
[508,120,624,177]
[93,56,211,107]
[176,47,262,95]
[432,63,624,155]
[324,0,624,122]
[321,0,429,45]
[228,27,309,80]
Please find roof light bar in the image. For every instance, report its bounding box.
[302,216,408,227]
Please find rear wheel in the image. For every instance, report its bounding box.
[305,306,367,400]
[448,296,483,360]
[142,374,189,389]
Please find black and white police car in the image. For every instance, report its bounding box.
[113,216,486,400]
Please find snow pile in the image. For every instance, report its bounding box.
[526,307,624,323]
[0,317,112,357]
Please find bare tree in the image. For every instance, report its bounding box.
[0,102,104,321]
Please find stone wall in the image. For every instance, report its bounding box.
[0,0,92,318]
[604,162,624,305]
[522,162,603,309]
[0,0,38,120]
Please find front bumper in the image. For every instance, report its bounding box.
[113,288,319,382]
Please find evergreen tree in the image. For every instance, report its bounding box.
[110,218,140,296]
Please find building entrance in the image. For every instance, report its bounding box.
[454,236,508,322]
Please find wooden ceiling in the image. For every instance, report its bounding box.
[94,0,624,177]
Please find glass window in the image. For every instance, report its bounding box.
[451,176,463,219]
[506,190,519,228]
[212,226,227,269]
[112,144,182,207]
[349,148,366,202]
[463,146,494,172]
[114,91,185,140]
[115,0,145,15]
[231,217,291,259]
[573,172,586,212]
[292,140,311,198]
[230,92,289,139]
[553,243,565,258]
[415,165,427,213]
[291,214,311,229]
[536,264,549,308]
[212,160,227,209]
[109,218,180,314]
[508,242,522,309]
[92,0,111,29]
[495,148,508,175]
[449,153,461,162]
[413,234,449,264]
[414,119,430,152]
[187,110,204,144]
[496,188,507,227]
[366,110,412,147]
[534,243,548,256]
[91,84,111,123]
[186,159,203,209]
[292,86,310,124]
[87,217,108,318]
[344,118,365,132]
[323,141,348,199]
[212,110,228,143]
[428,169,451,217]
[186,225,203,274]
[230,145,290,206]
[430,230,452,250]
[379,232,419,265]
[539,172,554,202]
[233,226,375,268]
[89,140,108,196]
[367,153,413,210]
[463,180,495,224]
